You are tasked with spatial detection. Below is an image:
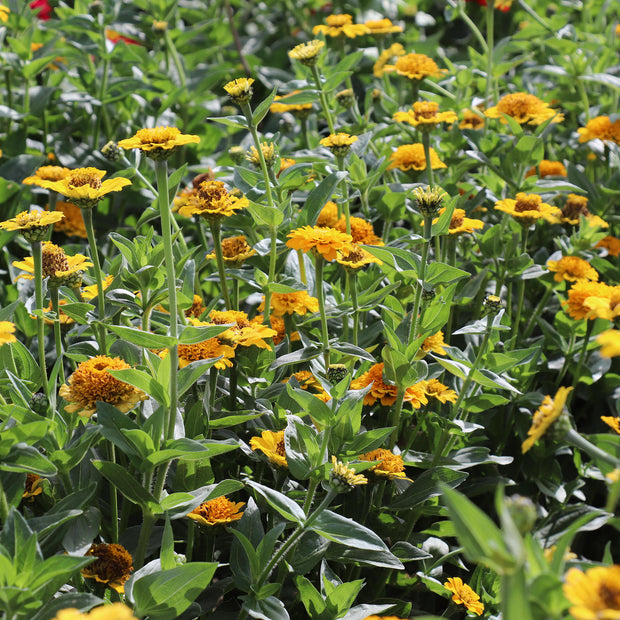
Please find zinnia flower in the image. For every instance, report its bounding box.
[223,78,254,104]
[317,201,339,227]
[525,160,567,178]
[336,244,383,271]
[187,495,245,527]
[206,310,277,350]
[59,356,148,418]
[596,236,620,257]
[0,210,64,242]
[459,109,485,130]
[546,256,599,283]
[577,115,620,145]
[268,315,300,345]
[388,143,447,172]
[383,53,447,82]
[393,101,457,131]
[288,40,325,66]
[23,165,71,187]
[334,216,383,245]
[81,543,133,593]
[598,330,620,358]
[494,192,561,226]
[364,18,403,35]
[563,282,620,321]
[284,370,331,402]
[485,92,564,126]
[421,331,448,355]
[36,167,131,209]
[404,381,430,409]
[329,455,368,492]
[350,362,397,406]
[53,604,138,620]
[176,321,237,369]
[184,295,207,319]
[373,43,406,77]
[521,386,573,453]
[22,473,43,499]
[205,235,256,267]
[319,133,358,157]
[601,415,620,433]
[563,565,620,619]
[359,449,408,480]
[0,3,8,21]
[433,208,484,235]
[552,194,607,228]
[250,429,287,467]
[1,320,17,345]
[424,378,458,403]
[312,14,369,38]
[177,180,247,221]
[261,290,319,316]
[286,225,352,261]
[444,577,484,616]
[118,126,199,160]
[46,201,87,238]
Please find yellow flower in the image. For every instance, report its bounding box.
[184,294,207,319]
[373,43,406,77]
[81,543,132,594]
[0,4,9,22]
[598,330,620,358]
[268,315,300,345]
[596,236,620,257]
[525,160,567,178]
[351,362,398,406]
[206,310,277,350]
[459,109,485,130]
[601,415,620,433]
[422,331,448,355]
[53,604,138,620]
[388,143,447,172]
[485,92,564,126]
[286,225,353,261]
[563,565,620,619]
[118,126,200,159]
[36,167,131,209]
[359,448,408,480]
[46,201,88,238]
[444,577,484,616]
[312,14,369,38]
[59,356,148,418]
[187,496,245,527]
[0,210,64,242]
[336,244,383,271]
[404,381,430,409]
[433,208,484,235]
[547,256,599,284]
[543,545,577,563]
[329,455,368,492]
[22,473,43,499]
[223,77,254,104]
[383,53,447,82]
[23,165,71,187]
[424,378,458,403]
[205,235,256,267]
[320,133,358,157]
[283,370,331,402]
[177,337,236,369]
[364,18,403,35]
[551,194,607,228]
[13,242,93,288]
[82,274,114,301]
[393,101,457,131]
[494,192,561,226]
[260,290,319,316]
[250,429,287,467]
[563,281,613,320]
[578,115,620,145]
[270,91,313,116]
[177,180,248,222]
[334,216,384,245]
[521,386,573,453]
[317,201,339,227]
[288,40,325,66]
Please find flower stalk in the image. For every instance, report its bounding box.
[31,241,49,398]
[314,254,330,368]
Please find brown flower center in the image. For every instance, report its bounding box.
[69,172,101,189]
[197,180,228,207]
[222,236,251,258]
[85,543,132,584]
[276,438,286,457]
[599,583,620,609]
[514,194,541,213]
[562,195,589,220]
[414,101,439,120]
[42,244,70,277]
[450,213,465,229]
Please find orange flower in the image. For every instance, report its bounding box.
[578,115,620,144]
[485,92,563,126]
[546,256,599,283]
[261,290,319,316]
[351,362,398,406]
[525,159,567,178]
[444,577,484,616]
[563,281,613,320]
[286,225,353,261]
[422,331,448,355]
[388,143,447,172]
[187,496,245,527]
[383,53,447,82]
[359,448,408,480]
[522,386,573,453]
[459,109,485,130]
[596,236,620,257]
[373,43,405,77]
[334,216,384,245]
[317,201,339,227]
[23,165,71,187]
[82,543,133,593]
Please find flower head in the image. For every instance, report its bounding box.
[23,165,71,187]
[551,194,608,228]
[288,40,325,66]
[563,565,620,620]
[373,43,406,77]
[118,126,200,160]
[312,14,369,38]
[0,210,64,242]
[320,133,358,157]
[329,455,368,492]
[485,92,563,126]
[459,109,485,130]
[250,430,287,467]
[284,370,331,402]
[547,256,599,284]
[206,235,256,267]
[596,236,620,257]
[525,160,567,178]
[384,53,447,82]
[177,180,248,222]
[46,201,87,238]
[270,92,313,117]
[421,331,448,355]
[317,201,339,227]
[494,192,561,226]
[22,473,43,499]
[187,495,245,527]
[59,356,148,418]
[52,604,138,620]
[393,101,457,131]
[82,274,114,301]
[424,378,458,403]
[334,216,383,245]
[261,290,319,316]
[388,144,447,172]
[336,244,382,271]
[412,186,448,217]
[444,577,484,616]
[246,143,277,168]
[0,321,17,347]
[563,281,618,320]
[82,543,132,593]
[286,225,353,261]
[36,167,131,209]
[404,381,430,409]
[364,18,403,35]
[433,207,484,235]
[206,310,277,350]
[578,115,620,145]
[521,386,573,453]
[350,362,397,406]
[359,449,407,480]
[268,315,300,345]
[598,330,620,358]
[224,78,254,104]
[0,4,9,21]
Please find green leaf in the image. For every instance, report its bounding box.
[207,115,249,129]
[133,563,218,620]
[246,201,284,227]
[284,416,320,480]
[161,517,176,571]
[461,394,509,413]
[178,324,230,345]
[294,575,326,618]
[389,467,468,510]
[269,346,322,369]
[252,85,279,125]
[300,171,348,227]
[106,324,176,349]
[246,480,306,525]
[145,438,238,469]
[0,444,57,476]
[424,262,470,287]
[107,367,169,406]
[285,383,333,429]
[30,593,104,620]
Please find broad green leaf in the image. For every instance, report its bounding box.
[252,85,279,125]
[300,171,348,227]
[92,460,160,512]
[246,480,306,525]
[107,368,169,406]
[106,324,176,349]
[389,467,468,510]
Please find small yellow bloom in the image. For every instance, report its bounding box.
[578,115,620,145]
[422,331,448,355]
[317,201,340,227]
[359,448,408,480]
[444,577,484,616]
[334,216,383,245]
[46,201,88,238]
[283,370,331,402]
[81,543,133,593]
[312,14,369,38]
[551,194,609,228]
[424,378,458,403]
[393,101,457,130]
[373,43,405,77]
[336,244,382,271]
[288,40,325,66]
[485,92,564,126]
[223,77,254,104]
[206,310,277,350]
[177,180,248,222]
[598,330,620,359]
[383,52,447,82]
[329,455,368,492]
[521,386,572,453]
[53,604,138,620]
[205,235,256,267]
[187,496,245,527]
[250,429,287,467]
[459,109,485,130]
[0,321,17,346]
[23,165,71,187]
[319,133,358,157]
[82,274,114,301]
[0,210,64,242]
[388,143,447,172]
[0,4,9,22]
[494,192,561,226]
[433,207,484,235]
[270,92,313,116]
[404,381,430,409]
[246,143,276,168]
[36,167,131,209]
[563,565,620,619]
[364,18,403,35]
[286,225,353,261]
[525,160,567,178]
[351,362,398,406]
[177,331,236,370]
[547,255,599,284]
[118,126,199,159]
[260,290,319,316]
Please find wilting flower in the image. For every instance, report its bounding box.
[602,415,620,433]
[444,577,484,616]
[284,370,331,402]
[0,210,64,242]
[53,604,138,620]
[250,429,287,467]
[320,133,358,157]
[393,101,457,131]
[286,225,353,261]
[547,256,599,284]
[459,109,485,130]
[334,216,383,245]
[118,126,200,160]
[312,14,368,38]
[23,165,70,187]
[373,43,406,77]
[577,115,620,145]
[525,160,567,178]
[494,192,561,226]
[388,144,447,172]
[433,208,484,235]
[288,40,325,66]
[424,378,458,404]
[223,77,254,104]
[383,53,447,83]
[46,201,87,238]
[521,386,573,453]
[360,449,408,480]
[59,356,148,418]
[329,455,368,492]
[13,242,93,288]
[177,180,248,222]
[563,565,620,619]
[82,543,133,593]
[36,167,131,209]
[206,235,256,267]
[485,92,564,126]
[336,244,383,271]
[270,92,313,117]
[187,496,245,527]
[364,18,403,35]
[22,473,43,499]
[598,330,620,358]
[0,321,17,346]
[596,236,620,257]
[261,290,319,316]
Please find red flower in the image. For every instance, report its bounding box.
[465,0,512,11]
[30,0,53,20]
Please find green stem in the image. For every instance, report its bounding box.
[315,254,330,368]
[336,155,351,235]
[389,386,406,449]
[570,320,595,392]
[135,512,156,569]
[407,216,433,345]
[349,271,359,347]
[107,442,119,543]
[556,330,577,387]
[447,0,489,53]
[310,64,336,134]
[422,133,435,188]
[509,226,529,349]
[82,208,107,354]
[164,30,187,87]
[210,221,232,310]
[50,286,65,385]
[484,2,496,106]
[517,0,556,34]
[297,250,307,286]
[45,191,58,241]
[566,428,618,467]
[32,241,49,397]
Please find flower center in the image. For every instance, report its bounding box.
[42,244,70,277]
[599,583,620,609]
[197,180,228,208]
[276,438,286,457]
[514,194,541,213]
[414,101,439,120]
[327,14,351,26]
[135,126,180,144]
[69,172,101,189]
[562,195,589,219]
[450,212,465,229]
[222,236,250,258]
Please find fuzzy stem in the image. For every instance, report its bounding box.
[315,254,330,368]
[310,64,336,134]
[50,286,65,385]
[210,220,232,310]
[32,241,49,397]
[421,133,435,188]
[408,216,433,345]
